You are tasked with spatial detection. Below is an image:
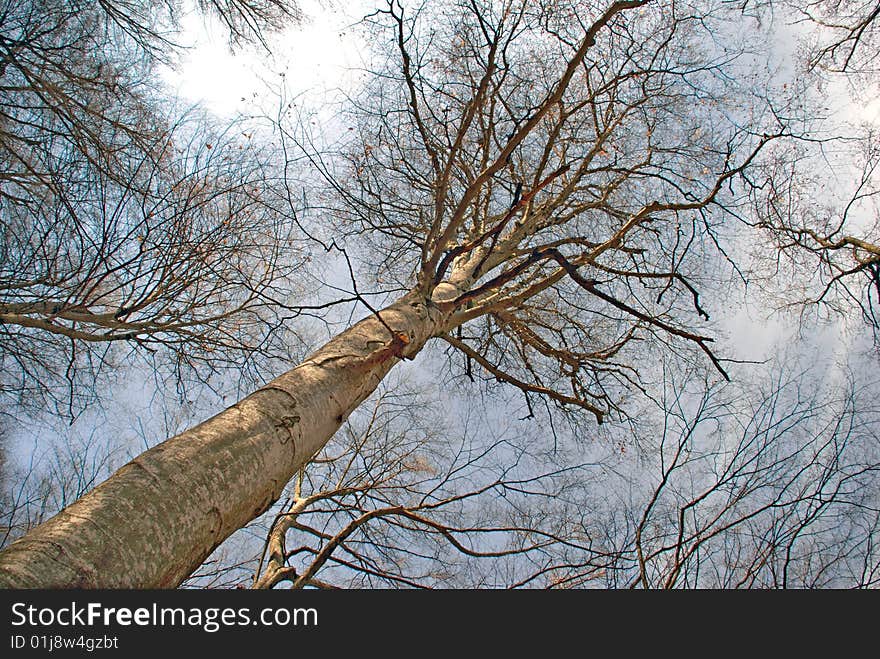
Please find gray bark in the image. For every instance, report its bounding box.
[0,291,446,587]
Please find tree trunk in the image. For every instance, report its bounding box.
[0,291,445,587]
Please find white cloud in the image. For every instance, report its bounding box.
[161,0,373,116]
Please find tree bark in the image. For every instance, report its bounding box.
[0,291,445,588]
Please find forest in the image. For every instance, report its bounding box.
[0,0,878,588]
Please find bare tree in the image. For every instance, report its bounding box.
[802,0,880,73]
[0,1,312,416]
[446,359,880,589]
[729,0,880,335]
[744,134,880,337]
[598,362,880,588]
[1,424,122,550]
[735,0,880,73]
[0,0,851,588]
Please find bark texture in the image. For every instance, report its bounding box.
[0,291,444,587]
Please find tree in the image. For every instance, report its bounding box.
[0,0,306,418]
[738,0,880,74]
[1,422,121,549]
[593,362,879,588]
[731,0,880,337]
[0,0,867,587]
[745,133,880,336]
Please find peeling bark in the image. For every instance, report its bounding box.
[0,291,446,588]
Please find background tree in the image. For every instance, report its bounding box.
[733,0,880,337]
[0,0,306,418]
[1,423,121,549]
[745,133,880,337]
[738,0,880,73]
[596,361,879,588]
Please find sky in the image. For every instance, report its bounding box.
[161,0,373,117]
[3,0,878,585]
[164,1,880,124]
